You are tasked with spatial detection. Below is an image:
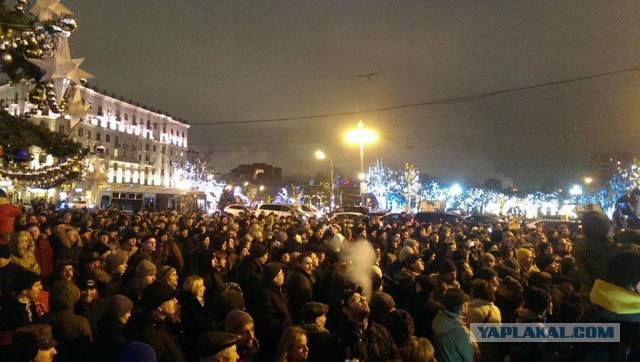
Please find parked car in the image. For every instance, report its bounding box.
[256,203,307,219]
[380,212,411,224]
[223,204,253,217]
[60,199,88,210]
[465,214,506,226]
[298,204,326,219]
[413,212,468,225]
[331,212,365,225]
[526,219,581,233]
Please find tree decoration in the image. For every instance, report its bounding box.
[27,36,92,103]
[29,0,73,22]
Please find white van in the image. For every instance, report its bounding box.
[256,203,306,219]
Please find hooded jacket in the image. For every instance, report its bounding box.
[0,198,19,238]
[577,279,640,361]
[36,281,93,362]
[8,232,40,274]
[432,310,479,362]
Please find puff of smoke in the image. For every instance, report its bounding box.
[339,239,376,300]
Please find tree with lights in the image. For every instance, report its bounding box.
[0,0,90,189]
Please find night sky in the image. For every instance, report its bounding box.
[63,0,640,189]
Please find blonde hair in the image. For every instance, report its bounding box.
[182,275,204,296]
[274,326,306,362]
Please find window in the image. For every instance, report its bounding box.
[162,146,166,154]
[147,120,151,129]
[114,163,118,170]
[170,149,173,156]
[132,116,137,126]
[181,131,184,138]
[124,113,128,121]
[153,145,156,152]
[78,127,84,137]
[162,124,166,132]
[115,110,120,120]
[87,131,92,139]
[59,125,65,134]
[154,122,158,129]
[171,129,174,135]
[97,106,103,116]
[138,154,142,161]
[115,136,119,145]
[145,143,150,151]
[145,154,149,162]
[114,149,118,157]
[96,132,101,141]
[106,134,110,143]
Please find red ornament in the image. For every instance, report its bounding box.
[0,145,3,157]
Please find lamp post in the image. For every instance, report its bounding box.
[315,150,335,210]
[345,120,378,206]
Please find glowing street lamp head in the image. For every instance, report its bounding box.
[449,183,463,196]
[259,185,265,191]
[584,177,593,185]
[358,172,366,181]
[345,120,379,146]
[315,150,326,160]
[569,184,583,196]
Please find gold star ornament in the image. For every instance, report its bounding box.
[29,0,73,21]
[27,37,93,101]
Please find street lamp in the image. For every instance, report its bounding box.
[345,120,378,206]
[584,176,593,185]
[315,150,335,210]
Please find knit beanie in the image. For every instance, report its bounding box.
[581,211,611,240]
[369,292,396,322]
[13,270,40,293]
[262,262,282,284]
[476,267,498,282]
[119,342,156,362]
[503,257,520,271]
[249,243,268,259]
[107,294,133,320]
[225,310,254,334]
[50,280,80,311]
[156,265,176,282]
[105,253,127,273]
[516,248,533,263]
[135,260,157,278]
[439,259,457,274]
[212,291,245,323]
[525,286,551,315]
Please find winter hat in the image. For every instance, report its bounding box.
[140,281,177,311]
[50,280,80,311]
[500,276,524,294]
[581,211,611,240]
[225,310,254,334]
[275,231,288,243]
[536,254,557,271]
[300,302,329,323]
[212,291,245,324]
[398,246,415,264]
[381,309,414,346]
[352,225,365,237]
[249,243,268,259]
[119,341,157,362]
[369,291,396,322]
[107,294,133,319]
[93,242,112,256]
[198,332,240,358]
[13,270,40,293]
[476,267,498,282]
[13,324,58,361]
[262,262,282,283]
[439,259,457,275]
[529,271,553,287]
[135,260,157,278]
[156,266,176,282]
[525,286,552,314]
[516,248,533,263]
[415,274,436,294]
[403,253,422,268]
[105,253,127,273]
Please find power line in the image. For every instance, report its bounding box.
[188,65,640,126]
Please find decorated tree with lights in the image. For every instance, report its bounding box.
[397,162,420,211]
[0,0,91,188]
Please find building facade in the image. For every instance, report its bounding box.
[0,81,190,204]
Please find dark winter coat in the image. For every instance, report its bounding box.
[300,323,341,362]
[95,317,127,362]
[75,297,109,337]
[125,311,186,362]
[334,317,399,362]
[401,291,444,341]
[179,292,213,361]
[255,284,292,362]
[236,258,263,314]
[36,309,93,362]
[283,267,314,324]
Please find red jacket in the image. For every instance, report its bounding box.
[0,203,20,242]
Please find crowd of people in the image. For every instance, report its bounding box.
[0,195,639,361]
